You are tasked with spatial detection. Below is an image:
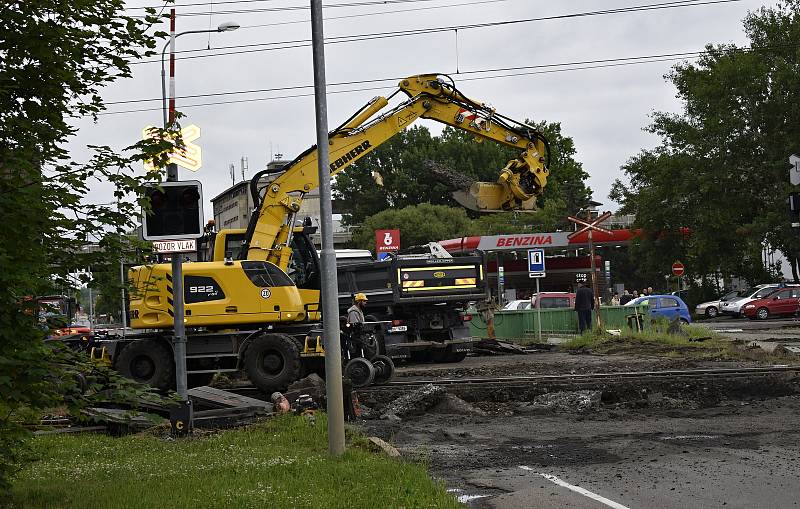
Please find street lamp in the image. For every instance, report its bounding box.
[160,21,241,130]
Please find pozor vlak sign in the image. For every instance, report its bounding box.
[376,229,400,261]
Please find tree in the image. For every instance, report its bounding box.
[0,1,171,494]
[333,120,592,227]
[610,1,800,285]
[350,204,473,252]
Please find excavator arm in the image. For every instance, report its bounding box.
[241,73,551,268]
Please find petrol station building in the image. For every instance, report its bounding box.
[439,228,636,302]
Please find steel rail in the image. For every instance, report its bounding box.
[361,365,800,390]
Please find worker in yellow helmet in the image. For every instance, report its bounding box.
[347,293,368,324]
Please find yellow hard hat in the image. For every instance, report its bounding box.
[354,293,368,302]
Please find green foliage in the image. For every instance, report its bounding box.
[10,415,460,509]
[0,1,176,497]
[611,1,800,284]
[334,120,591,227]
[350,203,473,251]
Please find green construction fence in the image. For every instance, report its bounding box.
[469,305,650,341]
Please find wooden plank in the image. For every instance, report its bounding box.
[188,386,271,410]
[35,426,107,436]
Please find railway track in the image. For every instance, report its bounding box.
[359,365,800,391]
[222,366,800,398]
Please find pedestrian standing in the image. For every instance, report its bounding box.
[574,281,594,333]
[611,292,620,306]
[619,289,633,305]
[647,286,654,296]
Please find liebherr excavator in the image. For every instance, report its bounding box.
[115,74,550,392]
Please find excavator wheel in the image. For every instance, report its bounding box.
[345,357,375,388]
[371,355,395,385]
[115,339,174,391]
[243,333,302,393]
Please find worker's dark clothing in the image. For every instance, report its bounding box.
[619,294,633,306]
[575,286,594,333]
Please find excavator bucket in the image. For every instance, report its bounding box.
[452,182,538,213]
[425,160,539,213]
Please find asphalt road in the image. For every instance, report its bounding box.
[383,395,800,509]
[695,316,800,345]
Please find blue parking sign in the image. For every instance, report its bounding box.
[528,249,545,277]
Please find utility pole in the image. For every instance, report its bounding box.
[310,0,345,456]
[165,8,189,406]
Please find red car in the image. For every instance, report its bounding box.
[742,287,800,320]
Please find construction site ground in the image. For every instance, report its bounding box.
[358,347,800,508]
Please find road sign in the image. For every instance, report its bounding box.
[790,154,800,186]
[672,261,685,277]
[376,229,400,261]
[143,124,203,173]
[152,239,197,253]
[528,248,545,278]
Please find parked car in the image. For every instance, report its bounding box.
[625,294,692,324]
[742,287,800,320]
[502,299,532,311]
[719,284,784,317]
[695,290,741,319]
[531,292,576,309]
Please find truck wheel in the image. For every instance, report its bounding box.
[243,333,301,393]
[187,373,215,388]
[115,339,174,391]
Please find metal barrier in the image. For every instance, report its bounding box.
[469,305,650,341]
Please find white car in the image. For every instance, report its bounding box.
[719,285,782,317]
[695,290,740,318]
[502,300,532,311]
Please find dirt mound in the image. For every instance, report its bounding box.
[380,384,445,420]
[517,390,602,414]
[431,394,488,416]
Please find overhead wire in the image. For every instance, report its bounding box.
[100,38,793,116]
[98,52,710,115]
[128,0,745,65]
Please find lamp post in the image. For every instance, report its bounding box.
[156,11,239,413]
[160,15,240,180]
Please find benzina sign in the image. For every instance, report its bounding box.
[478,232,571,250]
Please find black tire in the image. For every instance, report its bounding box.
[187,373,215,388]
[706,306,718,318]
[243,333,301,393]
[371,355,395,384]
[115,339,174,391]
[345,357,375,388]
[756,307,769,321]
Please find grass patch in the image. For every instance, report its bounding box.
[560,323,794,363]
[9,414,460,509]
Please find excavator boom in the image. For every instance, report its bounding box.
[242,73,551,267]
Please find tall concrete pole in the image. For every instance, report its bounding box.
[310,0,345,456]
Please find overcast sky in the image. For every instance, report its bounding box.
[72,0,769,216]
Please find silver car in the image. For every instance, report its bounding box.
[695,290,740,318]
[719,285,781,317]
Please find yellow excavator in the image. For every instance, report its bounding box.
[118,74,550,391]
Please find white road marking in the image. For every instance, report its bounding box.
[660,434,717,440]
[519,466,631,509]
[457,494,490,503]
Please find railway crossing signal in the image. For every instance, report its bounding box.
[567,211,613,331]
